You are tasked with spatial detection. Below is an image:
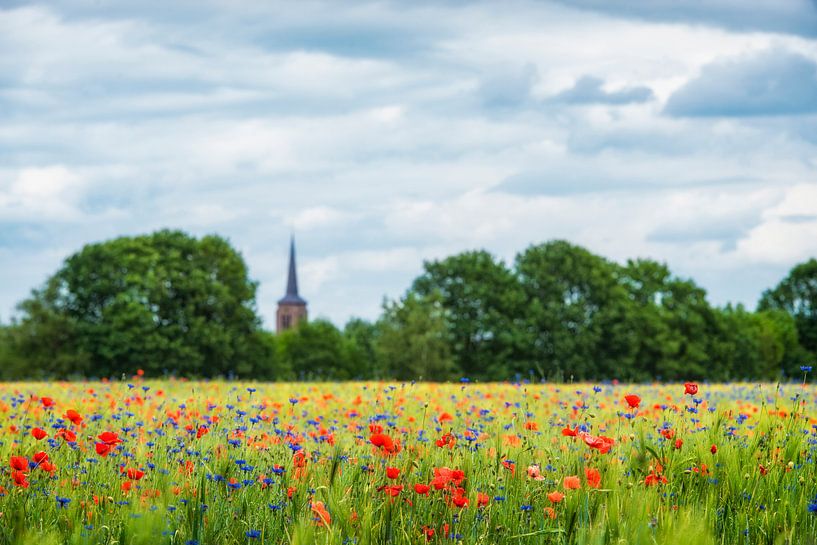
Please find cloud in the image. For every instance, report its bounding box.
[665,48,817,117]
[478,63,539,109]
[0,2,816,327]
[548,0,817,38]
[551,75,653,105]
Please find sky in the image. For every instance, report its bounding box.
[1,0,817,328]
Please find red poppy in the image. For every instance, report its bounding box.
[624,394,641,408]
[684,382,698,395]
[31,428,48,440]
[98,431,123,445]
[196,426,209,439]
[12,470,29,488]
[379,484,403,497]
[561,426,579,437]
[710,444,717,454]
[547,491,564,503]
[370,433,399,455]
[477,492,489,507]
[585,467,601,488]
[414,483,430,495]
[451,487,468,507]
[311,501,331,527]
[56,429,77,442]
[563,475,581,490]
[95,443,112,457]
[674,438,683,450]
[40,397,55,408]
[435,432,456,448]
[438,412,453,423]
[126,468,145,480]
[581,432,615,454]
[32,451,49,465]
[64,409,83,425]
[10,456,28,471]
[386,466,400,479]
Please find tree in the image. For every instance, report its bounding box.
[375,293,456,381]
[412,251,525,380]
[758,259,817,362]
[13,230,263,378]
[278,319,355,380]
[515,241,637,380]
[620,259,721,381]
[343,318,384,379]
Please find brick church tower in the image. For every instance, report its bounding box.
[276,237,308,333]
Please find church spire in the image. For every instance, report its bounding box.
[277,236,307,333]
[286,235,299,297]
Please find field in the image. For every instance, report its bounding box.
[0,379,815,545]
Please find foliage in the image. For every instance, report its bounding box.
[10,230,263,378]
[375,292,455,381]
[759,258,817,365]
[2,229,815,381]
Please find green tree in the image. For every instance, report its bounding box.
[13,230,263,378]
[412,251,525,380]
[620,259,721,380]
[375,293,456,381]
[278,319,355,380]
[758,259,817,364]
[343,318,384,379]
[515,241,637,380]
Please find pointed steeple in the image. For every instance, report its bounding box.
[286,236,299,297]
[278,236,306,306]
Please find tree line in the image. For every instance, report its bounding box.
[0,230,814,381]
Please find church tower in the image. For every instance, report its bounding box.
[276,237,308,333]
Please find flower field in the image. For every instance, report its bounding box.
[1,379,816,545]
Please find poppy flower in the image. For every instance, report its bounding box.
[380,484,403,497]
[544,506,557,519]
[561,426,579,437]
[710,444,717,454]
[526,464,545,481]
[56,429,77,442]
[451,488,468,507]
[585,467,601,488]
[311,501,331,527]
[40,397,55,408]
[563,475,581,490]
[674,439,683,450]
[370,433,399,455]
[64,409,83,425]
[10,456,28,471]
[438,412,453,423]
[98,431,122,445]
[31,428,48,440]
[32,451,49,465]
[196,426,209,439]
[477,492,489,508]
[547,491,565,504]
[126,468,145,480]
[624,394,641,409]
[414,483,430,495]
[435,432,456,448]
[684,382,698,395]
[95,443,112,457]
[12,470,29,488]
[386,466,400,479]
[581,433,615,454]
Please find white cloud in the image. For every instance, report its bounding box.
[0,1,816,327]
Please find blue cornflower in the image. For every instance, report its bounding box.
[801,366,813,373]
[56,496,71,508]
[246,530,261,539]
